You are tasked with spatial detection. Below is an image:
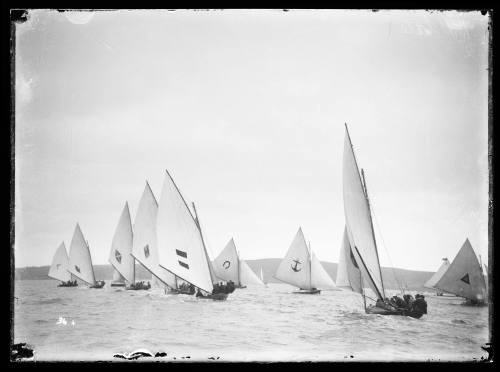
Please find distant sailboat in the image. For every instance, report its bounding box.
[48,242,76,287]
[274,227,337,294]
[108,202,149,290]
[433,239,487,305]
[259,267,268,287]
[130,182,183,294]
[67,223,104,288]
[156,169,230,301]
[342,124,426,318]
[424,258,451,296]
[213,238,264,288]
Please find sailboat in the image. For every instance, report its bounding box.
[259,267,268,287]
[48,242,77,287]
[274,227,337,294]
[342,124,426,318]
[130,182,188,294]
[111,269,126,287]
[67,223,105,288]
[433,238,487,305]
[424,258,451,296]
[108,202,150,290]
[213,238,264,288]
[156,169,230,301]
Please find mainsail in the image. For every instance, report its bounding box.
[434,239,487,301]
[108,202,135,284]
[424,258,450,289]
[213,238,240,285]
[343,125,385,300]
[336,226,362,293]
[274,228,312,289]
[131,182,177,289]
[67,223,96,285]
[48,242,71,282]
[156,170,214,293]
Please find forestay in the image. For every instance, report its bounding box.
[424,258,450,289]
[434,239,487,301]
[240,260,264,286]
[343,127,384,299]
[48,242,71,282]
[108,202,135,284]
[68,223,96,285]
[310,251,337,289]
[336,226,362,293]
[213,238,240,284]
[274,228,312,289]
[131,182,177,289]
[156,170,214,293]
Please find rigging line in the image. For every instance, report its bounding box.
[369,202,404,294]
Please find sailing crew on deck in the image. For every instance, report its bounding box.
[412,294,427,314]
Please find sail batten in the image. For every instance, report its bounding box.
[131,182,177,289]
[343,126,384,300]
[48,242,71,282]
[156,170,214,293]
[67,224,96,285]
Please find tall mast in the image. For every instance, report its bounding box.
[360,168,385,298]
[192,202,216,284]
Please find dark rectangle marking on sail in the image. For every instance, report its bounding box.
[176,249,188,258]
[178,260,189,269]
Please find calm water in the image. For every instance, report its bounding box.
[13,280,489,362]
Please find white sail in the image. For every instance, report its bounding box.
[274,228,312,289]
[131,182,177,289]
[336,226,363,293]
[424,258,451,289]
[156,170,214,293]
[67,223,95,285]
[108,202,135,284]
[112,268,126,283]
[310,251,337,289]
[240,260,264,286]
[48,242,71,282]
[434,239,487,301]
[260,267,266,284]
[343,127,384,299]
[213,238,240,284]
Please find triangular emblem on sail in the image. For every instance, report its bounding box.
[67,223,96,285]
[130,182,177,289]
[156,170,214,293]
[108,202,135,284]
[434,239,487,301]
[48,242,71,282]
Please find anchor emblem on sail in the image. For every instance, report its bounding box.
[144,245,150,258]
[75,265,80,273]
[115,250,122,263]
[291,259,302,272]
[223,260,231,269]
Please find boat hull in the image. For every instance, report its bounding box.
[89,281,105,289]
[110,282,126,287]
[366,305,424,319]
[293,289,321,294]
[196,293,228,301]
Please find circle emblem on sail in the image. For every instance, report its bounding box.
[115,250,122,263]
[143,245,150,258]
[291,259,302,272]
[223,260,231,269]
[75,265,81,273]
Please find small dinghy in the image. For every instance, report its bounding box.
[212,238,264,289]
[49,242,78,287]
[110,269,126,287]
[67,223,105,289]
[274,228,337,294]
[340,124,427,319]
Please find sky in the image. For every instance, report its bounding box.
[14,9,489,272]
